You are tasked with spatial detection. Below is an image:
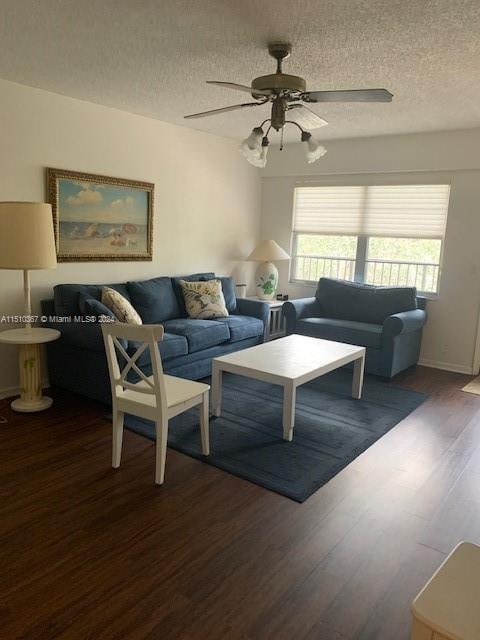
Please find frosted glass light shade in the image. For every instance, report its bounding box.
[240,127,263,163]
[247,239,290,262]
[0,202,57,269]
[305,136,327,163]
[246,135,270,168]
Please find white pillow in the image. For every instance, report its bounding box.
[101,287,142,325]
[180,279,229,319]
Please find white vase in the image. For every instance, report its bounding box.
[235,284,247,299]
[255,261,278,300]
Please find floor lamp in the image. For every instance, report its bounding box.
[0,202,59,411]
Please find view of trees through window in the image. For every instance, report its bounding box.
[293,234,442,293]
[296,234,357,259]
[367,237,441,263]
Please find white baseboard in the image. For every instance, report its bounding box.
[0,385,21,401]
[0,379,49,401]
[418,358,474,375]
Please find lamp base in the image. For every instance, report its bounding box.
[255,261,278,300]
[11,396,53,413]
[13,342,52,413]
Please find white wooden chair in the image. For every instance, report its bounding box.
[411,541,480,640]
[101,322,210,485]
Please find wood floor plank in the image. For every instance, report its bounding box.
[1,367,480,639]
[354,543,445,640]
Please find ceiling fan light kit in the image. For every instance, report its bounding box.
[240,133,270,169]
[240,126,264,161]
[184,43,392,168]
[254,135,270,169]
[301,131,327,164]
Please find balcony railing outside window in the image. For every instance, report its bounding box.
[294,255,355,283]
[292,241,442,295]
[365,259,440,292]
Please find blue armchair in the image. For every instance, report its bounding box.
[283,278,427,378]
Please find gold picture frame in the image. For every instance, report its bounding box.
[47,167,154,262]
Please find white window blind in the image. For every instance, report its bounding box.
[293,184,450,238]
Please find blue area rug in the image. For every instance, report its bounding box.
[123,370,427,502]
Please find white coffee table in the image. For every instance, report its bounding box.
[211,334,366,442]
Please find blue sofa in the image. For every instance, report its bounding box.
[283,278,427,378]
[41,272,269,405]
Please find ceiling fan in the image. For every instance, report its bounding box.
[184,43,393,167]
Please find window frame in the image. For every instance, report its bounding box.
[290,232,444,298]
[290,231,357,286]
[289,178,451,299]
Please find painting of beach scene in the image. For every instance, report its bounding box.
[47,168,153,261]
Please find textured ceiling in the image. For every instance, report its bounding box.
[1,0,480,142]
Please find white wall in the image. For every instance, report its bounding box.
[261,129,480,374]
[0,79,261,397]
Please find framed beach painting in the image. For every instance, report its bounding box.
[47,168,154,262]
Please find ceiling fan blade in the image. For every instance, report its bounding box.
[206,81,272,97]
[287,104,328,129]
[301,88,393,103]
[184,102,264,119]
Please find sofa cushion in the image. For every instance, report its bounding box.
[172,272,215,316]
[163,318,230,353]
[315,278,417,324]
[296,317,383,349]
[213,315,264,343]
[54,283,130,316]
[217,276,237,313]
[127,276,180,323]
[128,331,189,366]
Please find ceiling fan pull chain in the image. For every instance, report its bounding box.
[280,126,284,151]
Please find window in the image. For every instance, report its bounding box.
[291,184,450,295]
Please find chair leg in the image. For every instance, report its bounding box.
[112,409,124,468]
[155,418,169,485]
[200,390,210,455]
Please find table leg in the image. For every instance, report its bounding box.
[11,343,53,412]
[352,353,365,399]
[211,361,223,417]
[282,381,296,441]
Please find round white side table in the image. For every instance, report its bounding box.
[0,327,61,412]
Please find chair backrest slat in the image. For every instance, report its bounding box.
[120,379,156,394]
[116,340,153,390]
[101,323,167,416]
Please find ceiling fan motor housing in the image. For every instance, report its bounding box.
[251,73,306,96]
[270,98,287,130]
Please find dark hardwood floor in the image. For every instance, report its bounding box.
[1,366,480,640]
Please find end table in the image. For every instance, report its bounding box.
[0,327,61,412]
[246,297,287,340]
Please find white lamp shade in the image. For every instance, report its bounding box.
[247,239,290,262]
[0,202,57,269]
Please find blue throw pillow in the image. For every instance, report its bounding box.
[55,282,130,316]
[78,295,117,321]
[127,276,180,323]
[216,276,237,313]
